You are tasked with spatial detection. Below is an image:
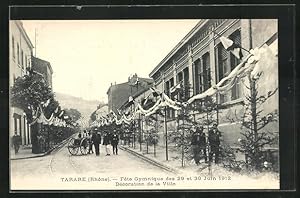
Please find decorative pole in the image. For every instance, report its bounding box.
[154,113,158,157]
[139,113,142,152]
[181,108,185,167]
[164,106,168,161]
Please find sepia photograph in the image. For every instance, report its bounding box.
[9,18,279,190]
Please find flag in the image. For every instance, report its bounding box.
[128,96,135,105]
[59,111,64,118]
[220,36,243,59]
[42,99,51,107]
[150,87,160,97]
[117,109,122,115]
[170,82,182,94]
[143,94,150,105]
[134,77,139,85]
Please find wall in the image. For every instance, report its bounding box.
[9,21,33,146]
[147,19,279,149]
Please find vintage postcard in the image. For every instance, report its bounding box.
[9,18,279,190]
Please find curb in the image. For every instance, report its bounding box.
[11,136,72,160]
[120,146,181,175]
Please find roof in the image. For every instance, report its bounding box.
[106,77,154,95]
[106,82,128,95]
[15,21,34,49]
[149,20,208,78]
[32,56,53,74]
[119,84,153,109]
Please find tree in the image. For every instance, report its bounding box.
[90,110,97,122]
[169,83,196,167]
[64,108,82,122]
[11,73,54,123]
[11,72,54,153]
[237,73,278,171]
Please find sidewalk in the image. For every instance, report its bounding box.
[121,142,211,175]
[10,145,47,160]
[10,137,71,160]
[121,142,280,185]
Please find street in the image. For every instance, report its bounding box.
[10,142,172,190]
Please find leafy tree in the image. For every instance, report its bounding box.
[64,108,82,122]
[11,72,54,153]
[90,110,97,122]
[11,73,54,122]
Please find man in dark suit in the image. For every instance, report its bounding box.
[91,129,101,156]
[208,123,221,163]
[102,132,111,156]
[111,130,119,155]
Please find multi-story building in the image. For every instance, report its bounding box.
[31,56,53,89]
[149,19,278,146]
[107,73,154,113]
[9,20,34,145]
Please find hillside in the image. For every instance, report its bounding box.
[54,92,104,123]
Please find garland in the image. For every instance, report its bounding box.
[91,45,275,128]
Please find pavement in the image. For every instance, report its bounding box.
[120,142,212,176]
[10,137,71,160]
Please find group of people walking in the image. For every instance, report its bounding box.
[191,123,221,165]
[78,129,119,156]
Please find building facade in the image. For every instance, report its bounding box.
[9,20,34,145]
[149,19,278,147]
[107,73,154,113]
[32,56,53,89]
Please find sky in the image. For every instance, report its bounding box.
[22,20,200,103]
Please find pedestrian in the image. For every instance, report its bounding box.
[208,123,221,164]
[191,126,201,165]
[78,131,82,139]
[83,130,87,138]
[91,129,101,156]
[87,131,94,154]
[111,130,119,155]
[197,125,207,163]
[102,132,111,156]
[12,131,21,154]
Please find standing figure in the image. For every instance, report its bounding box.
[92,130,101,156]
[191,126,201,165]
[102,132,111,156]
[208,123,221,164]
[111,130,119,155]
[87,131,94,154]
[83,130,88,138]
[12,132,21,154]
[197,126,207,163]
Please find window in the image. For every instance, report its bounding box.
[229,30,242,100]
[17,43,20,64]
[183,67,189,99]
[25,55,27,70]
[216,29,242,103]
[12,36,15,60]
[21,50,24,68]
[198,53,211,94]
[169,78,175,119]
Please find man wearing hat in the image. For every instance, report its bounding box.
[91,128,101,156]
[102,132,111,156]
[111,130,119,155]
[208,123,221,163]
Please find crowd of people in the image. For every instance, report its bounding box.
[76,123,221,165]
[77,128,119,156]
